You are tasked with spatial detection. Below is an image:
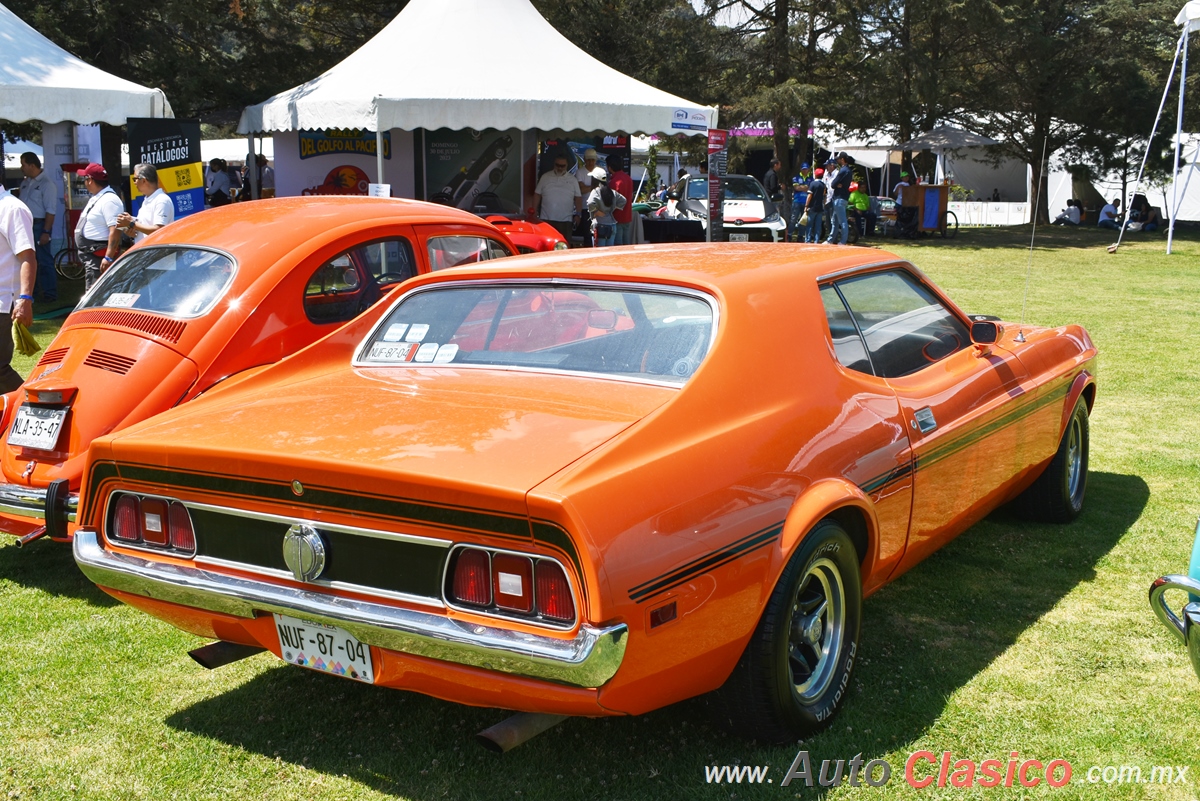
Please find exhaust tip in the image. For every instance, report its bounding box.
[476,713,568,753]
[188,641,266,670]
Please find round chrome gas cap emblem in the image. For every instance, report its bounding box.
[282,524,326,583]
[291,480,304,496]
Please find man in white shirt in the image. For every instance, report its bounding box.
[1097,198,1121,230]
[533,153,583,245]
[73,163,124,288]
[18,153,57,302]
[117,164,175,243]
[0,184,37,391]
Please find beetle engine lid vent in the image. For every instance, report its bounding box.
[67,309,187,344]
[37,347,69,366]
[83,350,137,375]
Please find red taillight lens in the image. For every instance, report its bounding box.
[168,502,195,553]
[492,553,534,613]
[535,560,575,622]
[452,548,491,606]
[112,495,140,542]
[139,498,169,546]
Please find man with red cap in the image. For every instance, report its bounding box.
[0,181,36,391]
[73,163,124,288]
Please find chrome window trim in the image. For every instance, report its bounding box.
[350,278,720,387]
[78,244,239,320]
[74,529,627,688]
[441,543,580,630]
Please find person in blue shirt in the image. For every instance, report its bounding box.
[804,169,827,244]
[788,163,810,242]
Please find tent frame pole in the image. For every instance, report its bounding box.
[1169,24,1189,254]
[376,129,385,192]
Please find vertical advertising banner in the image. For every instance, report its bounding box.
[708,129,729,243]
[127,118,204,220]
[424,129,521,212]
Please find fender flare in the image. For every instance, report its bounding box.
[779,478,880,577]
[1061,370,1095,436]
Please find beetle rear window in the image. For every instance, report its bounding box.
[358,283,715,384]
[80,247,236,318]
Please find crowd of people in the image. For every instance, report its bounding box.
[1055,193,1163,232]
[531,148,633,246]
[780,153,882,245]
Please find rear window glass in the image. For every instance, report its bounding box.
[427,236,512,271]
[357,283,715,384]
[80,246,235,318]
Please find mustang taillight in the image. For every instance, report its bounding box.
[168,502,196,551]
[112,495,140,542]
[448,547,577,626]
[107,493,196,556]
[453,548,491,606]
[535,560,575,622]
[140,498,169,546]
[492,553,534,613]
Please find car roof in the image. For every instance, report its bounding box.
[400,243,904,298]
[137,196,500,257]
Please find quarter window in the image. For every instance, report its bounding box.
[304,238,414,325]
[822,270,969,378]
[428,236,512,271]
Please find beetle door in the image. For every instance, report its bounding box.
[828,269,1031,575]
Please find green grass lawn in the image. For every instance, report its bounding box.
[1,225,1197,800]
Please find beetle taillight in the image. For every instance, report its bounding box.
[492,554,534,613]
[112,495,141,542]
[140,498,169,546]
[168,502,195,553]
[535,560,575,622]
[452,548,491,606]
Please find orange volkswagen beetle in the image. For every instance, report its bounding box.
[72,244,1095,743]
[0,196,516,546]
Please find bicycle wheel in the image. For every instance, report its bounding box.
[55,248,85,281]
[940,210,958,239]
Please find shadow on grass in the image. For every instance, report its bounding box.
[0,537,118,607]
[163,471,1146,801]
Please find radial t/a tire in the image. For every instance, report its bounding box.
[713,519,862,743]
[1016,396,1089,523]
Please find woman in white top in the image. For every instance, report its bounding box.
[586,177,626,247]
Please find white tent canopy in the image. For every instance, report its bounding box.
[896,126,999,151]
[238,0,715,136]
[0,2,171,124]
[1177,1,1200,31]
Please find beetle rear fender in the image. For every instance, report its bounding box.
[779,479,878,583]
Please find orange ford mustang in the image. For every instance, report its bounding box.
[0,196,516,546]
[72,244,1096,742]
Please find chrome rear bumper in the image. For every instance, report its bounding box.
[0,481,78,531]
[73,529,627,688]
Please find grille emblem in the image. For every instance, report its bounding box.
[282,524,326,583]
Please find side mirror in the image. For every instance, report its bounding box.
[970,320,1001,345]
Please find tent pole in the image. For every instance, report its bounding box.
[377,129,385,191]
[1169,25,1189,254]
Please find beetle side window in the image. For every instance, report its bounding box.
[428,236,513,271]
[830,270,969,378]
[820,286,873,374]
[304,238,413,325]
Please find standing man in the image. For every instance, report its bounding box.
[18,153,57,303]
[117,164,175,243]
[788,163,810,242]
[607,155,634,246]
[73,163,124,289]
[803,168,826,244]
[533,152,583,245]
[826,153,854,245]
[0,181,37,392]
[762,158,783,205]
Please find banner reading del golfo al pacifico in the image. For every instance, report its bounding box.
[127,118,204,220]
